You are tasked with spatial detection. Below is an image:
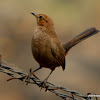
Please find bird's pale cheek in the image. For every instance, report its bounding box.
[38,20,45,26]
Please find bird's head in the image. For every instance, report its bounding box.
[31,13,54,27]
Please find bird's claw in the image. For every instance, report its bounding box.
[40,80,49,91]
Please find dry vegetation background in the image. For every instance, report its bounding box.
[0,0,100,100]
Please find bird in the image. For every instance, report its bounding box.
[31,12,99,83]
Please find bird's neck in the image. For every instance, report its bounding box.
[37,25,57,37]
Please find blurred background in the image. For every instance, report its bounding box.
[0,0,100,100]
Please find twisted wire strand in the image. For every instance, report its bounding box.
[0,63,93,100]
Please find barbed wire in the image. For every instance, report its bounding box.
[0,57,96,100]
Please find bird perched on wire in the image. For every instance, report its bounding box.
[31,12,99,84]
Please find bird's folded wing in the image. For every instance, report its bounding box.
[51,45,65,70]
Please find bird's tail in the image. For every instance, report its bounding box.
[63,27,99,54]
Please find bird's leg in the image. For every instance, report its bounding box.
[28,66,42,80]
[40,69,54,89]
[31,66,42,79]
[44,70,54,82]
[33,66,42,72]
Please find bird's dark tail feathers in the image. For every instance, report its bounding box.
[63,27,99,54]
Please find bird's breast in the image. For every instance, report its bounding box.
[31,29,59,68]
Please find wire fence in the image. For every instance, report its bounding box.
[0,56,97,100]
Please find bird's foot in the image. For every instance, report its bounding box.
[25,68,39,85]
[7,69,39,84]
[40,79,48,91]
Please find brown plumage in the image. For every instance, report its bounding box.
[31,12,99,82]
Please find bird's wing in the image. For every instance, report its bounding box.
[51,42,65,70]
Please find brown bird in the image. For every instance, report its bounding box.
[31,12,99,83]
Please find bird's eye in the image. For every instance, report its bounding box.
[39,16,43,19]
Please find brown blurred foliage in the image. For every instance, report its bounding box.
[0,0,100,100]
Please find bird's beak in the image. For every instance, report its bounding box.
[31,12,38,19]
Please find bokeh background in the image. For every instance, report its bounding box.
[0,0,100,100]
